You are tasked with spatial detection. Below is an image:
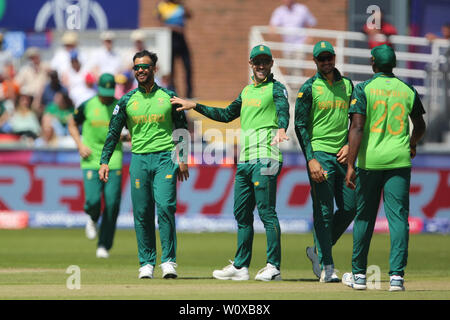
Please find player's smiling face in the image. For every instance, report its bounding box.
[314,53,336,75]
[133,56,154,85]
[250,54,273,83]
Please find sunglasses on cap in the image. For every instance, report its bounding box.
[316,54,335,62]
[133,63,153,71]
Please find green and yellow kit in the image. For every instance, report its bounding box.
[73,95,122,250]
[294,68,356,269]
[194,74,290,269]
[101,84,188,267]
[349,72,425,277]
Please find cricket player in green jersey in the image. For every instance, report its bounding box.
[294,40,356,282]
[68,73,122,259]
[99,50,189,279]
[171,44,290,281]
[342,44,426,292]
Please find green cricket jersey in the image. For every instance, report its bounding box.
[194,74,290,162]
[100,84,188,165]
[73,96,122,170]
[349,72,425,170]
[294,68,353,161]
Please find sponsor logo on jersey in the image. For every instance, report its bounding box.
[113,105,120,115]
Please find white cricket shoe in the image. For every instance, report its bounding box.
[96,246,109,259]
[212,261,249,281]
[306,246,321,279]
[389,275,405,292]
[342,272,367,290]
[85,217,97,240]
[320,265,340,283]
[255,263,282,281]
[138,264,154,279]
[160,260,178,279]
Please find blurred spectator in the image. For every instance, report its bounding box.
[89,31,123,78]
[157,0,193,98]
[114,70,136,99]
[269,0,317,76]
[35,113,75,148]
[40,70,69,113]
[9,94,40,141]
[123,29,147,71]
[131,29,146,52]
[15,47,50,114]
[44,91,74,135]
[363,10,397,49]
[426,23,450,41]
[61,50,96,108]
[0,100,10,133]
[0,63,20,114]
[51,31,87,77]
[0,32,15,77]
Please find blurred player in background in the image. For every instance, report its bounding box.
[294,41,356,282]
[171,44,290,281]
[99,50,189,279]
[343,44,426,292]
[67,73,123,259]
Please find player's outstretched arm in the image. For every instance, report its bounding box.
[171,96,197,111]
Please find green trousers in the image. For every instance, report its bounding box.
[233,159,282,269]
[352,167,411,277]
[83,168,122,250]
[309,151,356,268]
[129,151,179,267]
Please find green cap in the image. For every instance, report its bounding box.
[313,41,335,57]
[371,44,396,69]
[250,44,272,60]
[97,73,116,97]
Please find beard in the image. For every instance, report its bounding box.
[135,72,153,86]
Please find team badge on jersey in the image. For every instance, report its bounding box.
[113,105,120,115]
[351,99,357,105]
[298,92,304,98]
[135,179,141,189]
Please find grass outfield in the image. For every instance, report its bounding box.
[0,228,449,300]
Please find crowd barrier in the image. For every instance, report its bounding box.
[0,149,449,233]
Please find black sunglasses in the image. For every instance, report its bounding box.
[252,58,272,66]
[316,54,335,62]
[133,63,153,71]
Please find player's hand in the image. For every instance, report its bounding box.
[177,162,189,182]
[170,96,196,112]
[270,128,290,146]
[337,145,348,164]
[78,144,92,159]
[345,166,356,190]
[99,164,110,182]
[308,159,325,183]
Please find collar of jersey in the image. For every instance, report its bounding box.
[316,68,342,84]
[251,73,274,86]
[372,72,395,79]
[138,83,158,94]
